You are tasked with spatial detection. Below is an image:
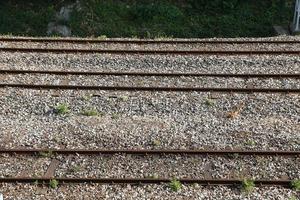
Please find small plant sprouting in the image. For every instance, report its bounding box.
[289,196,297,200]
[82,108,100,116]
[152,139,161,146]
[55,103,70,115]
[148,174,159,179]
[98,35,107,39]
[39,150,53,158]
[245,140,256,146]
[71,165,82,173]
[119,95,129,102]
[82,94,93,101]
[291,179,300,191]
[242,179,255,193]
[49,179,59,189]
[111,113,119,119]
[34,180,39,185]
[169,179,182,192]
[228,153,239,159]
[205,98,215,106]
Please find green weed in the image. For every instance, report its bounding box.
[39,150,54,158]
[169,179,182,192]
[291,179,300,191]
[205,98,215,106]
[82,108,100,116]
[242,179,255,193]
[49,179,59,189]
[55,103,70,115]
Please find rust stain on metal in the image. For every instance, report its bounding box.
[0,83,299,93]
[0,69,299,78]
[1,47,300,55]
[0,149,298,156]
[0,177,292,186]
[1,37,300,44]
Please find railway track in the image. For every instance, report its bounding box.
[0,149,298,186]
[1,37,300,44]
[1,37,300,55]
[0,38,299,198]
[1,47,300,54]
[0,84,299,93]
[1,149,299,155]
[0,178,293,186]
[0,69,299,78]
[0,69,299,92]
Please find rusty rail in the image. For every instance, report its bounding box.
[0,177,292,186]
[0,69,299,78]
[1,149,298,186]
[1,37,300,44]
[1,149,299,156]
[0,83,299,93]
[1,47,300,55]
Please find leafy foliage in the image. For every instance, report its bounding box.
[0,0,55,36]
[169,179,182,192]
[70,0,293,38]
[0,0,294,38]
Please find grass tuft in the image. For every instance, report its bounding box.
[291,179,300,191]
[242,179,255,193]
[152,139,161,146]
[169,179,182,192]
[55,103,70,115]
[289,196,297,200]
[82,108,100,116]
[39,150,53,158]
[245,140,256,146]
[98,35,107,39]
[119,95,129,102]
[49,179,59,189]
[205,98,215,106]
[111,113,120,119]
[82,94,93,101]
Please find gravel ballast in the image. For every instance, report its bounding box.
[0,89,298,151]
[0,154,50,178]
[0,183,298,200]
[55,154,300,180]
[0,36,299,199]
[0,154,299,180]
[0,74,299,89]
[0,53,299,74]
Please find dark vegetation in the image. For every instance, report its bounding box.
[0,0,294,38]
[0,0,56,36]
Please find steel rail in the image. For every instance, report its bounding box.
[0,177,292,186]
[1,37,300,44]
[1,47,300,55]
[1,149,299,156]
[0,69,299,78]
[0,83,299,93]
